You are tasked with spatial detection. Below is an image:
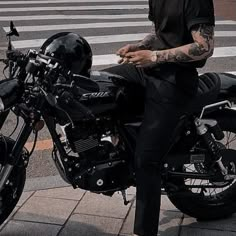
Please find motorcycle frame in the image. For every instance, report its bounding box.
[0,93,235,192]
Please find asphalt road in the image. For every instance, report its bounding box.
[0,0,236,181]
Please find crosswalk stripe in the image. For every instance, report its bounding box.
[12,33,148,49]
[3,20,236,32]
[3,21,152,32]
[215,20,236,25]
[11,31,236,49]
[215,31,236,37]
[0,14,148,21]
[212,47,236,58]
[0,5,148,12]
[6,22,236,33]
[93,54,122,66]
[0,14,235,24]
[0,0,146,4]
[93,47,236,66]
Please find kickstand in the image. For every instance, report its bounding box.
[121,190,130,205]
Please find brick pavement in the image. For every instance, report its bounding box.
[1,186,236,236]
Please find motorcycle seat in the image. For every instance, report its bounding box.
[188,72,221,112]
[217,73,236,101]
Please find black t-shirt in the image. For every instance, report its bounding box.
[148,0,215,68]
[147,0,215,95]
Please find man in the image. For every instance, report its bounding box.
[104,0,215,235]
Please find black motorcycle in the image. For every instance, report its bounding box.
[1,22,236,225]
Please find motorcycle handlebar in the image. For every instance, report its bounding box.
[6,50,23,61]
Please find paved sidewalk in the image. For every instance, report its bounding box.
[214,0,236,20]
[0,186,236,236]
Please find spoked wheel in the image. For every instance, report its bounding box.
[167,120,236,220]
[0,137,27,225]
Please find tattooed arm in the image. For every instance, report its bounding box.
[137,24,157,50]
[125,24,214,66]
[154,24,214,63]
[116,24,157,63]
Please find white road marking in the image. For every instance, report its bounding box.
[0,0,146,4]
[215,20,236,25]
[215,31,236,37]
[0,5,148,12]
[212,47,236,58]
[12,33,149,48]
[0,14,147,21]
[0,12,235,24]
[93,54,119,66]
[11,31,236,49]
[5,19,236,33]
[3,21,152,32]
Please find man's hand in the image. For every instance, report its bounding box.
[117,43,141,64]
[124,50,157,67]
[117,43,140,56]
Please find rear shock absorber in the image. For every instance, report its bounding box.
[194,118,228,176]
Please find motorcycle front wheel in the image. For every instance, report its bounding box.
[0,136,26,225]
[166,113,236,220]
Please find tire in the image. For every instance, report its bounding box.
[0,136,26,225]
[166,112,236,220]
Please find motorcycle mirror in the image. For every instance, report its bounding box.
[6,21,19,37]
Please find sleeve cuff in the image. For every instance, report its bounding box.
[187,17,215,30]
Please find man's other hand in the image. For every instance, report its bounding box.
[117,44,141,64]
[116,43,140,57]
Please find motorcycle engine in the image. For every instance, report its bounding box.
[64,121,132,193]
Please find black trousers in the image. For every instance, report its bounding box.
[103,64,196,236]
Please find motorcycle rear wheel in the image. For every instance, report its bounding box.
[0,136,26,225]
[167,115,236,220]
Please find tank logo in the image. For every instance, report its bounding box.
[80,91,111,100]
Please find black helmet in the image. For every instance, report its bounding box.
[39,32,92,77]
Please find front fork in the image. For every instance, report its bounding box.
[0,121,32,191]
[194,118,228,176]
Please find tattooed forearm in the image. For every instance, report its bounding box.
[189,43,208,56]
[154,24,214,64]
[155,49,194,63]
[189,24,214,57]
[137,24,157,50]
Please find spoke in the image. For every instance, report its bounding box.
[225,132,232,148]
[226,134,236,147]
[182,129,236,198]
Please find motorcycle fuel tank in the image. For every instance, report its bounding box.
[55,71,121,122]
